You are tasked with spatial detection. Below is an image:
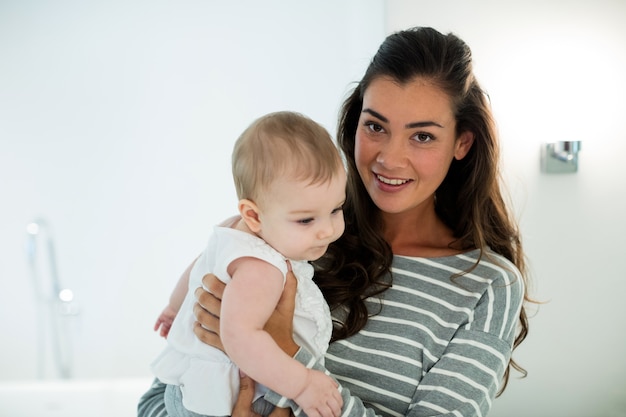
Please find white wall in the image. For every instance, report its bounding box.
[3,1,625,415]
[386,1,626,416]
[0,0,386,380]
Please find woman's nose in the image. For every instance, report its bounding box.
[376,137,406,169]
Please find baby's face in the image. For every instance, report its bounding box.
[256,167,346,261]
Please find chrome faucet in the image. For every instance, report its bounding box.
[25,218,78,379]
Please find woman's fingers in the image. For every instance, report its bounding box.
[263,269,299,355]
[194,286,222,318]
[277,267,297,316]
[192,299,220,329]
[201,273,226,298]
[232,372,261,417]
[192,320,224,351]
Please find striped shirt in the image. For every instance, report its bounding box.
[266,248,524,417]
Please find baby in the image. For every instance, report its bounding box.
[150,111,346,417]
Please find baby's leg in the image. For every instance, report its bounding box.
[164,383,211,417]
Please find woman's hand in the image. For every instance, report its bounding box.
[232,372,261,417]
[192,269,299,416]
[233,373,293,417]
[262,266,299,356]
[192,275,226,351]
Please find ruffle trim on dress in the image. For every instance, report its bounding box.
[151,348,246,415]
[291,260,332,355]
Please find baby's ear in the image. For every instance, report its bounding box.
[238,199,262,233]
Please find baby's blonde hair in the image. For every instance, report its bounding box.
[232,111,343,204]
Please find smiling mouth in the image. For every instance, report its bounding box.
[376,174,410,185]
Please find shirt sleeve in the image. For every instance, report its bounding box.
[408,269,525,417]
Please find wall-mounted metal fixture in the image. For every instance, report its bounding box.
[25,218,78,379]
[541,141,581,173]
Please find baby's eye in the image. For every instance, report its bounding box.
[331,206,343,215]
[297,218,314,225]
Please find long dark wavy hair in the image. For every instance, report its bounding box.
[312,26,531,396]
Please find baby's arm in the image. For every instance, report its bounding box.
[155,216,240,338]
[154,258,197,338]
[221,257,342,417]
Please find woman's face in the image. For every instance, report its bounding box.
[354,76,473,216]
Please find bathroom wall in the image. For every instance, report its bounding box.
[2,1,625,416]
[0,0,385,380]
[386,1,626,416]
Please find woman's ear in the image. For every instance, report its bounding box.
[238,199,262,233]
[454,131,475,160]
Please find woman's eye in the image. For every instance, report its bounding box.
[365,122,385,133]
[331,206,343,215]
[413,132,434,143]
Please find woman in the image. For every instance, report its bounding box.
[139,26,531,417]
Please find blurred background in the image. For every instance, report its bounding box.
[1,1,625,416]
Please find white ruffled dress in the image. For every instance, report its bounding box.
[150,226,332,416]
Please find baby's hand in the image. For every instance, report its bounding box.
[293,369,342,417]
[153,305,178,338]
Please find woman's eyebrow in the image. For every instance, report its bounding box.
[362,108,443,128]
[406,120,444,129]
[362,108,388,123]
